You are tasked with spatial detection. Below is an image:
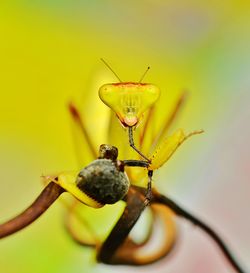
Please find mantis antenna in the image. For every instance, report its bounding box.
[138,66,150,83]
[100,58,122,82]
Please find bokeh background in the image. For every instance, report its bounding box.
[0,1,250,273]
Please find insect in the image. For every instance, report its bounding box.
[99,58,159,163]
[98,59,202,202]
[0,61,246,273]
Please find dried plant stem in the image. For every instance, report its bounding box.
[0,181,245,273]
[0,182,65,239]
[97,186,177,265]
[98,186,245,272]
[97,186,148,264]
[152,191,245,273]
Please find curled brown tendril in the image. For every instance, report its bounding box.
[0,182,65,239]
[96,186,246,273]
[0,183,246,273]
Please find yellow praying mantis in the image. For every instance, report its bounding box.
[0,60,246,272]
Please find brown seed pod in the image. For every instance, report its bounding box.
[76,158,129,205]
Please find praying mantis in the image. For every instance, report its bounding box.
[0,60,246,273]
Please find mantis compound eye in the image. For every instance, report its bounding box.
[76,159,129,205]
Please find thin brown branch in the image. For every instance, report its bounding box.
[97,186,177,265]
[97,186,147,264]
[0,182,65,239]
[152,190,246,273]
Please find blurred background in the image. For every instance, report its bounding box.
[0,1,250,272]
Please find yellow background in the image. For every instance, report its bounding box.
[0,1,250,273]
